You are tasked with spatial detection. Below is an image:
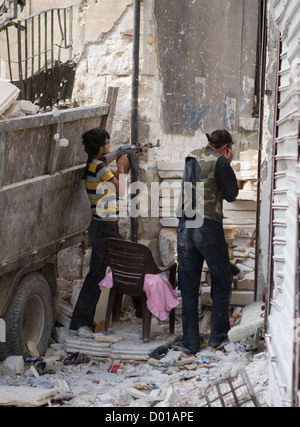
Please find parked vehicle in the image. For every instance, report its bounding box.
[0,88,118,360]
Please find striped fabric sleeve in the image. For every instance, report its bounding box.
[95,162,115,182]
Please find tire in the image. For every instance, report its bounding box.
[4,272,54,358]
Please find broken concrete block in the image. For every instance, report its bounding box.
[202,287,254,307]
[3,102,25,119]
[93,333,123,343]
[159,228,177,267]
[65,336,111,357]
[0,82,20,114]
[3,356,24,376]
[110,340,170,361]
[237,190,257,202]
[0,386,58,407]
[223,200,257,211]
[17,100,39,115]
[237,272,255,291]
[228,301,264,343]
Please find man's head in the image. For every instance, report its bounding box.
[82,128,111,160]
[206,129,234,151]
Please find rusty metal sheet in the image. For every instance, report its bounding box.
[0,87,119,277]
[0,167,91,267]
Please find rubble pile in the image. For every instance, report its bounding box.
[0,306,269,407]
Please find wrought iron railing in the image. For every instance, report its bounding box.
[0,6,75,109]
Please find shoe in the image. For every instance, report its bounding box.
[64,352,90,366]
[210,337,231,350]
[77,326,94,338]
[172,341,198,355]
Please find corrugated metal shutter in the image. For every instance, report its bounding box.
[268,0,300,407]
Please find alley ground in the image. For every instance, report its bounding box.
[0,304,269,408]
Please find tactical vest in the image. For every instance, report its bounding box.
[182,145,224,224]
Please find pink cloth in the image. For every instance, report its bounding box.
[99,272,179,321]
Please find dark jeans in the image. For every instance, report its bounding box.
[70,219,120,331]
[177,219,232,351]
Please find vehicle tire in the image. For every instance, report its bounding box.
[4,272,54,358]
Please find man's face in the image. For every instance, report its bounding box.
[99,139,111,157]
[103,139,111,154]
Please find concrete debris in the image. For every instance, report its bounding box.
[3,356,24,376]
[0,81,20,115]
[228,301,265,344]
[0,305,269,407]
[0,81,40,119]
[0,386,58,407]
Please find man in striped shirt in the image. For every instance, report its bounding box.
[70,128,137,336]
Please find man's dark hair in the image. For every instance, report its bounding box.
[82,128,110,178]
[82,128,110,160]
[206,129,234,149]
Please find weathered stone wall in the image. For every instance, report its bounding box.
[1,0,263,314]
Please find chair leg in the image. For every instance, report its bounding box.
[169,308,175,335]
[142,294,152,343]
[103,289,116,335]
[112,293,123,323]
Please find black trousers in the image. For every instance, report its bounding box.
[177,219,232,351]
[70,219,119,331]
[70,220,143,331]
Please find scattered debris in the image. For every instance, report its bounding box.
[171,369,261,407]
[0,299,269,407]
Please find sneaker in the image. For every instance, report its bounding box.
[77,326,94,338]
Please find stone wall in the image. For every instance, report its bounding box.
[0,0,264,319]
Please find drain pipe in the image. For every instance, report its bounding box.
[130,0,141,242]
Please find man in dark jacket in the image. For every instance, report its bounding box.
[177,129,239,353]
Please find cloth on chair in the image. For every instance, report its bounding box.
[99,271,179,321]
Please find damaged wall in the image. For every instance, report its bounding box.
[154,0,259,137]
[0,0,265,336]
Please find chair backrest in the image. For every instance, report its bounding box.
[102,238,160,294]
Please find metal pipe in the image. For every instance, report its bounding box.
[254,0,267,301]
[131,0,141,147]
[130,0,141,242]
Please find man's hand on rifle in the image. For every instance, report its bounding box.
[116,154,131,174]
[134,144,148,158]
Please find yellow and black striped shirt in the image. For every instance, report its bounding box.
[85,159,118,221]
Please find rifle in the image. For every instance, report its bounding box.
[103,140,161,172]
